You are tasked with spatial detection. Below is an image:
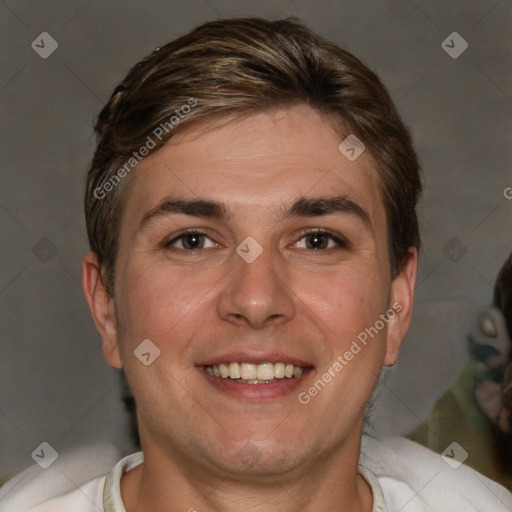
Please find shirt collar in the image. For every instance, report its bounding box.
[103,452,143,512]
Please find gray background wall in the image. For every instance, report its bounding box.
[1,0,511,478]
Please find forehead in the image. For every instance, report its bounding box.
[122,105,384,227]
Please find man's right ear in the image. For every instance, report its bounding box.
[82,252,122,369]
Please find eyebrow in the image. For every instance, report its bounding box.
[284,196,370,225]
[138,194,371,232]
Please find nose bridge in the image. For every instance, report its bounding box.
[216,238,295,329]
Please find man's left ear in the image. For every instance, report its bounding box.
[384,248,418,366]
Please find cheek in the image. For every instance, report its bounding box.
[115,260,219,352]
[295,264,389,336]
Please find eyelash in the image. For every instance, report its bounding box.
[163,228,349,252]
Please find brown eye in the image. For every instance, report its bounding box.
[181,234,205,249]
[165,231,216,251]
[305,233,331,249]
[295,230,348,250]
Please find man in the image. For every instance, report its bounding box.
[1,17,511,512]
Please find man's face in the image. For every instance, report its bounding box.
[92,105,414,476]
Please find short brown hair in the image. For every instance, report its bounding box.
[85,17,422,294]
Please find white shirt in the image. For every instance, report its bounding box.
[1,436,511,511]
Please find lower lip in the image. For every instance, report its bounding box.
[198,367,313,400]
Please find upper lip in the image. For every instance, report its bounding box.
[196,351,314,368]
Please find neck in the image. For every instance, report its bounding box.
[121,431,373,512]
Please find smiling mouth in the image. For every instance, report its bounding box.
[204,362,309,384]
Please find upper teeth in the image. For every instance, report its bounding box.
[205,362,305,380]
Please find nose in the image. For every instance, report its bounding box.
[216,242,296,330]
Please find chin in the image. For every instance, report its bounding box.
[201,431,310,477]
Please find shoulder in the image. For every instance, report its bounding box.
[360,435,512,512]
[0,443,122,512]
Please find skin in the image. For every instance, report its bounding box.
[83,104,417,512]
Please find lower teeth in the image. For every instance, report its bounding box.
[236,379,273,384]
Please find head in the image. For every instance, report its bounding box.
[494,253,512,341]
[475,253,512,432]
[469,253,512,374]
[83,17,420,478]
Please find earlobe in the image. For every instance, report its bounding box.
[384,248,418,366]
[82,252,122,369]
